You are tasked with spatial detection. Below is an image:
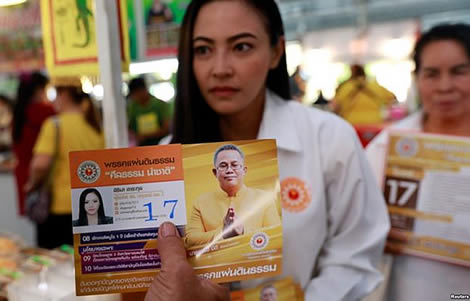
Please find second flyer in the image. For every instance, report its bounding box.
[384,131,470,266]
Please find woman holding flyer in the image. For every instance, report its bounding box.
[366,24,470,301]
[146,1,390,300]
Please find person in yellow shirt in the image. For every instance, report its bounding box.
[333,64,396,125]
[26,78,104,249]
[185,144,281,248]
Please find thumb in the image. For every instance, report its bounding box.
[157,222,187,269]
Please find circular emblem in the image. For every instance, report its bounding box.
[250,232,269,251]
[395,137,418,157]
[77,160,101,184]
[281,177,311,213]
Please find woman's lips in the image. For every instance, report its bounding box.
[436,100,458,110]
[209,87,239,98]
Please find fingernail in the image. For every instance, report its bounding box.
[160,222,176,238]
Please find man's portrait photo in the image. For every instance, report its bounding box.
[184,143,281,248]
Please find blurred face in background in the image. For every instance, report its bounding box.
[131,88,150,105]
[416,39,470,122]
[33,86,48,103]
[54,88,70,112]
[192,0,283,117]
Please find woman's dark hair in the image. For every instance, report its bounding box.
[76,188,106,226]
[12,72,49,142]
[171,0,291,144]
[57,86,101,133]
[413,23,470,73]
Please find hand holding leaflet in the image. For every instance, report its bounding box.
[144,222,229,301]
[70,141,282,295]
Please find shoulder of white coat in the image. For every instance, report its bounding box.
[283,100,354,132]
[282,101,360,154]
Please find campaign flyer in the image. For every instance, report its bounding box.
[383,131,470,266]
[183,140,282,282]
[230,278,304,301]
[69,140,282,295]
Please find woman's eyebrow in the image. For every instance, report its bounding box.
[193,36,213,44]
[227,32,257,43]
[193,32,258,44]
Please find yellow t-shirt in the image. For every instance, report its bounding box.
[34,112,104,214]
[185,185,281,248]
[335,78,395,125]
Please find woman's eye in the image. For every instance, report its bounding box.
[194,46,211,56]
[234,43,252,52]
[423,72,438,79]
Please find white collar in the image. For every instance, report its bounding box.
[257,90,302,153]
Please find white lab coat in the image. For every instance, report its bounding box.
[248,90,389,300]
[366,112,470,301]
[163,90,390,300]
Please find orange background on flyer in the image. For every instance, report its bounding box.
[69,144,183,188]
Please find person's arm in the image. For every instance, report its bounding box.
[154,101,172,139]
[154,119,170,139]
[145,222,229,301]
[24,119,55,192]
[185,201,223,247]
[25,154,53,192]
[305,120,390,300]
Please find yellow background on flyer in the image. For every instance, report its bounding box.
[187,225,282,267]
[182,140,281,216]
[40,0,130,76]
[182,140,283,280]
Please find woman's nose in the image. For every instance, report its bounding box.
[212,51,234,78]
